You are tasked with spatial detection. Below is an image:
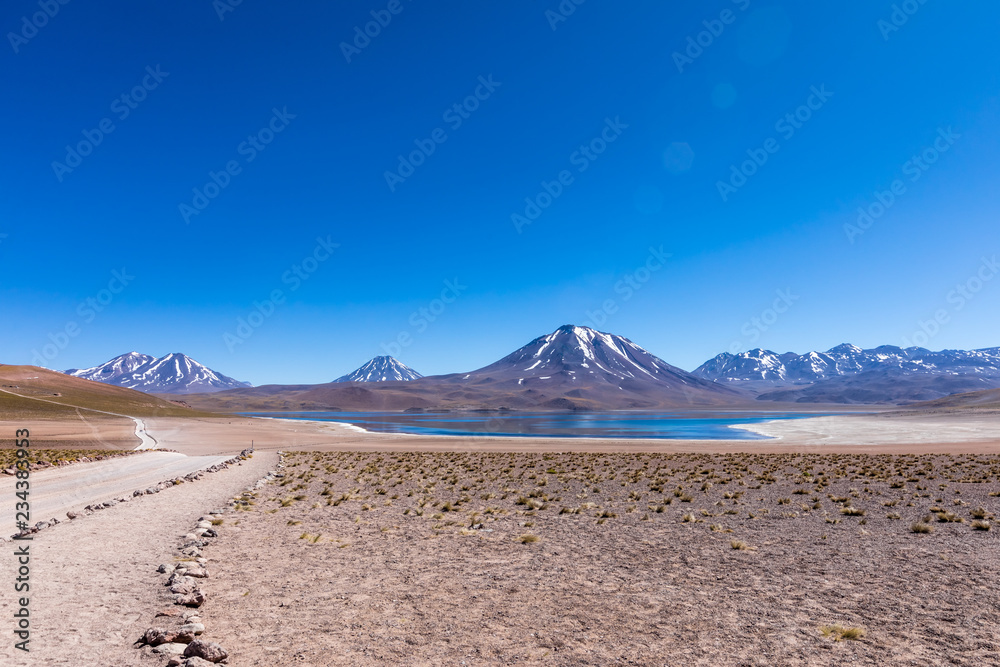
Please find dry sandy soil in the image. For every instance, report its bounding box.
[5,415,139,449]
[207,450,1000,666]
[1,412,999,666]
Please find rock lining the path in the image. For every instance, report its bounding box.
[135,449,286,665]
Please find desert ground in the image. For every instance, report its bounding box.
[1,411,999,665]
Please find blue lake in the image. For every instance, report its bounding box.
[241,411,834,440]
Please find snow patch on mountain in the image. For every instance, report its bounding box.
[64,352,251,394]
[694,344,1000,386]
[335,356,423,382]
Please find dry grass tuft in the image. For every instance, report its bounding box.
[820,625,865,641]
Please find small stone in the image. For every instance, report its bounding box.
[178,623,205,635]
[66,511,79,520]
[183,657,216,667]
[196,521,213,530]
[174,590,207,607]
[171,629,196,644]
[166,657,185,667]
[185,567,208,578]
[184,640,228,663]
[152,642,189,655]
[169,576,197,595]
[155,609,182,618]
[157,564,170,573]
[141,627,169,646]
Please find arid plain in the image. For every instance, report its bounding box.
[2,403,1000,665]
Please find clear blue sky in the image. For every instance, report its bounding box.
[2,1,998,385]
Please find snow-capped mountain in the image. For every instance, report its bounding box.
[64,352,155,385]
[447,324,743,408]
[64,352,252,394]
[476,325,713,387]
[693,344,1000,403]
[695,345,1000,385]
[334,356,423,382]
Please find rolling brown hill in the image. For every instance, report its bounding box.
[0,364,217,420]
[902,387,1000,412]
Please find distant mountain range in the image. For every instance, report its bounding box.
[59,331,1000,408]
[335,356,422,382]
[694,345,1000,404]
[181,325,744,412]
[64,352,252,395]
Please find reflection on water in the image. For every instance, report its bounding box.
[242,410,833,440]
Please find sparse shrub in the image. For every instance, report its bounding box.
[820,625,865,641]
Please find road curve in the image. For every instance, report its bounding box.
[131,416,158,449]
[0,387,159,450]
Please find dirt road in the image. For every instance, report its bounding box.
[0,450,278,666]
[0,451,232,535]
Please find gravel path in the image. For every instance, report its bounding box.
[0,452,235,532]
[0,450,277,665]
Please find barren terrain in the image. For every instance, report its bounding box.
[1,411,999,666]
[203,450,1000,666]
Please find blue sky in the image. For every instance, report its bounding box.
[2,1,998,385]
